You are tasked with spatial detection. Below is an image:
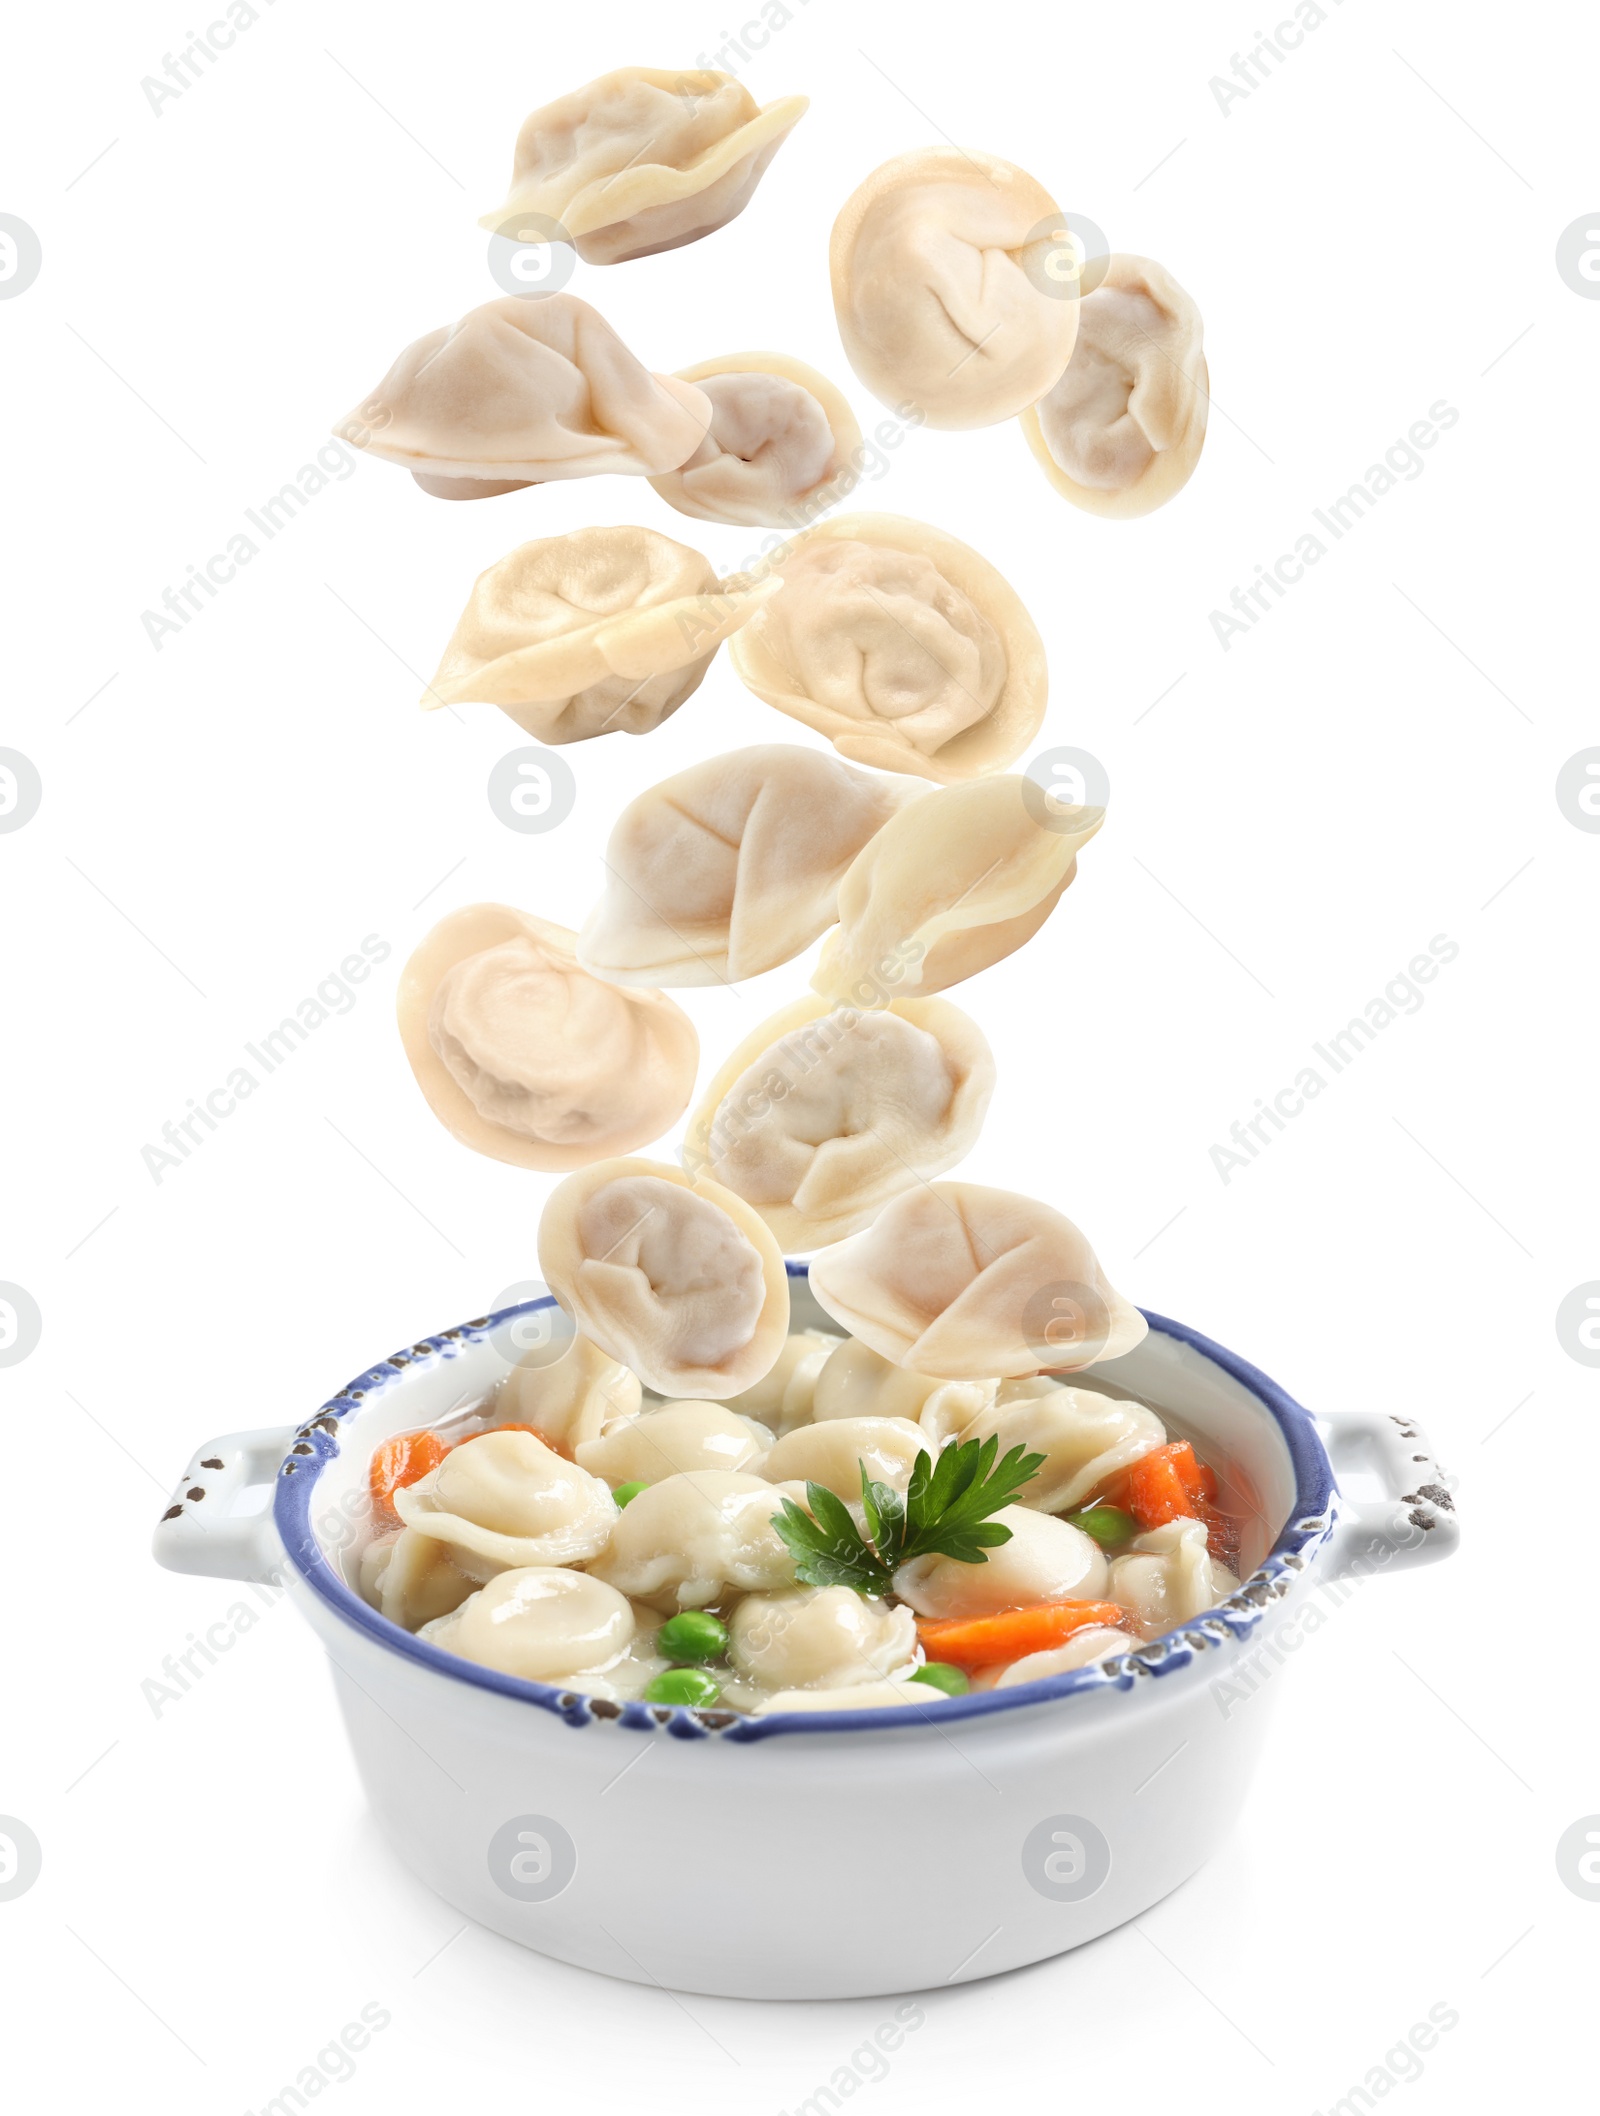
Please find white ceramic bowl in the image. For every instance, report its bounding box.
[153,1269,1457,1999]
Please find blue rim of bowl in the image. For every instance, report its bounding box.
[274,1265,1338,1742]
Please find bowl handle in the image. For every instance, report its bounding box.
[151,1425,292,1585]
[1318,1409,1459,1575]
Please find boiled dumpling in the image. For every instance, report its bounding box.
[394,1430,617,1576]
[812,775,1102,1002]
[491,1331,642,1454]
[754,1680,930,1714]
[422,526,774,738]
[894,1505,1108,1618]
[973,1627,1135,1688]
[418,1565,635,1682]
[359,1526,478,1630]
[576,1400,771,1484]
[480,69,807,265]
[727,515,1047,782]
[1020,256,1207,517]
[830,148,1078,429]
[1108,1519,1239,1637]
[714,1328,842,1435]
[538,1157,790,1398]
[333,293,711,499]
[808,1181,1147,1380]
[955,1381,1166,1513]
[396,906,698,1172]
[578,745,920,987]
[683,993,995,1249]
[758,1415,928,1499]
[648,353,862,528]
[588,1469,799,1610]
[808,1335,996,1439]
[729,1585,917,1690]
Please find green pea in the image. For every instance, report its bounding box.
[1069,1504,1137,1549]
[643,1667,722,1707]
[612,1481,649,1508]
[909,1662,969,1697]
[655,1611,729,1665]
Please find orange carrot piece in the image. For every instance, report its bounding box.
[370,1429,448,1524]
[915,1600,1131,1671]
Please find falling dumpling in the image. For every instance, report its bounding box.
[758,1415,929,1499]
[480,69,808,265]
[423,525,774,740]
[419,1566,636,1682]
[333,293,711,499]
[727,515,1047,782]
[808,1181,1148,1380]
[808,1335,996,1439]
[491,1332,642,1454]
[684,993,995,1249]
[830,148,1078,429]
[648,353,862,528]
[588,1469,800,1610]
[894,1505,1108,1618]
[538,1157,790,1398]
[729,1586,918,1691]
[1021,255,1208,518]
[397,906,698,1171]
[575,1400,772,1484]
[394,1430,617,1575]
[1109,1519,1239,1636]
[578,744,920,987]
[713,1328,842,1435]
[958,1381,1167,1514]
[812,776,1102,1003]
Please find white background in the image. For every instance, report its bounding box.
[2,0,1595,2107]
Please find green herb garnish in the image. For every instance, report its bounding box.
[773,1435,1046,1597]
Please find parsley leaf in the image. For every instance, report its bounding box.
[771,1435,1046,1596]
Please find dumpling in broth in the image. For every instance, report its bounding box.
[727,515,1047,782]
[955,1381,1166,1514]
[393,1430,617,1576]
[808,1181,1147,1380]
[1108,1519,1239,1637]
[758,1415,929,1499]
[419,1566,636,1682]
[575,1400,771,1484]
[649,353,862,529]
[713,1328,842,1435]
[684,993,995,1249]
[894,1505,1107,1617]
[588,1469,799,1610]
[490,1330,642,1454]
[578,744,919,987]
[538,1158,790,1398]
[729,1586,917,1691]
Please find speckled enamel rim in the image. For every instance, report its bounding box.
[275,1266,1337,1742]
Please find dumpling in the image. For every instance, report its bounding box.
[396,905,698,1172]
[714,1328,841,1435]
[808,1182,1147,1380]
[895,1505,1108,1618]
[812,775,1102,1002]
[537,1158,790,1398]
[422,525,774,739]
[729,1585,917,1690]
[1108,1519,1240,1637]
[587,1469,799,1610]
[808,1335,996,1439]
[393,1430,617,1576]
[491,1331,642,1454]
[1020,256,1207,517]
[683,993,996,1249]
[972,1627,1134,1688]
[333,293,711,499]
[577,745,919,988]
[648,354,862,528]
[575,1400,771,1484]
[359,1526,479,1631]
[419,1566,635,1682]
[830,148,1078,429]
[758,1415,929,1499]
[754,1680,931,1714]
[955,1382,1166,1514]
[479,69,807,266]
[726,516,1047,782]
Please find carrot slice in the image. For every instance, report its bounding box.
[915,1600,1131,1671]
[370,1428,448,1525]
